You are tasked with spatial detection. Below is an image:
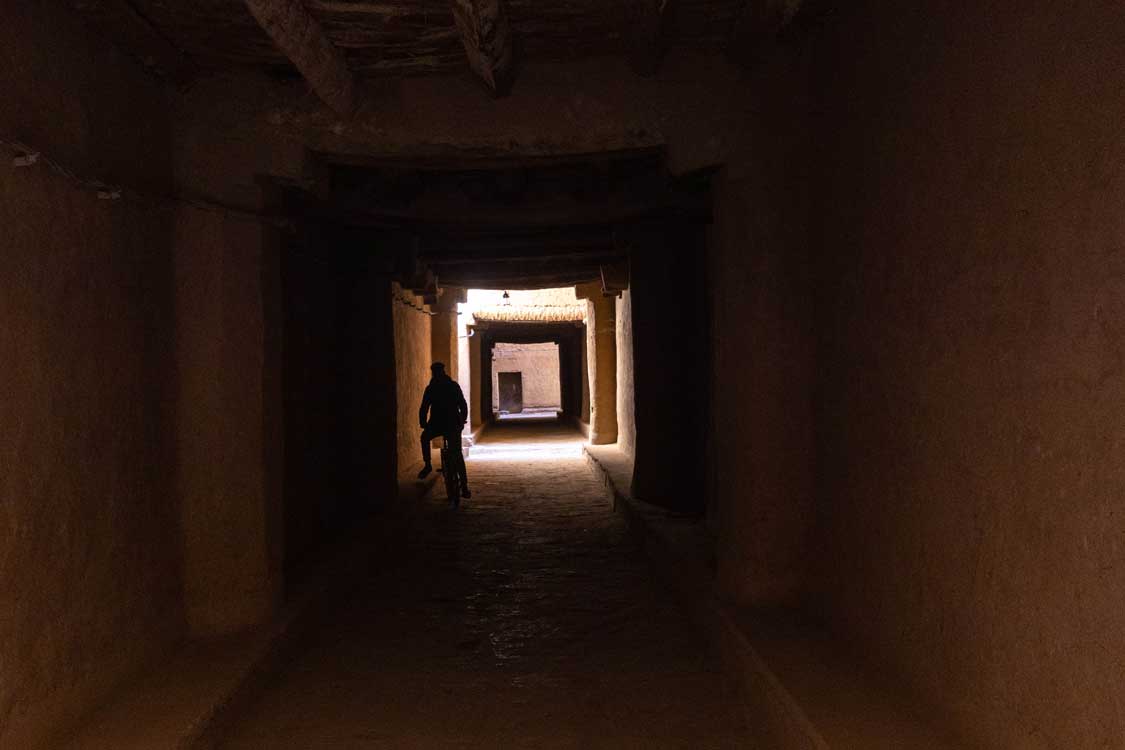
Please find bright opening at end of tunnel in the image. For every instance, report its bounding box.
[461,286,587,425]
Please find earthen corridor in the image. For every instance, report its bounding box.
[216,422,749,748]
[6,2,1125,749]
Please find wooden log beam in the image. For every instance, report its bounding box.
[451,0,515,96]
[441,274,601,290]
[627,0,674,77]
[243,0,356,115]
[440,261,604,278]
[428,251,623,266]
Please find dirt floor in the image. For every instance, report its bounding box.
[215,422,752,748]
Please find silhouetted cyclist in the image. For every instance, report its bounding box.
[417,362,470,498]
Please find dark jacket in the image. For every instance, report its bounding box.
[419,375,468,432]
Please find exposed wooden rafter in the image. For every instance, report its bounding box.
[242,0,356,116]
[440,272,601,291]
[450,0,515,97]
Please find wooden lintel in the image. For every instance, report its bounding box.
[451,0,515,96]
[576,280,608,301]
[600,260,630,295]
[440,273,601,290]
[428,251,622,267]
[243,0,356,116]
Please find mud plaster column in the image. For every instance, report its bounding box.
[579,331,591,424]
[469,331,483,428]
[174,211,284,636]
[578,283,618,444]
[430,295,459,375]
[457,313,471,398]
[429,297,459,452]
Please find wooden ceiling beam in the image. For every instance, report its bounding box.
[441,260,603,277]
[427,251,623,266]
[321,193,677,229]
[243,0,356,115]
[451,0,515,97]
[421,234,615,254]
[441,274,601,290]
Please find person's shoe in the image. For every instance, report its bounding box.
[417,464,432,480]
[460,486,471,499]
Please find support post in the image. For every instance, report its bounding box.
[577,282,618,444]
[469,332,483,428]
[430,295,459,377]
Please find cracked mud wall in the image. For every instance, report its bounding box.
[814,2,1125,746]
[0,4,182,747]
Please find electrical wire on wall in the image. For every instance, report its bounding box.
[1,136,293,231]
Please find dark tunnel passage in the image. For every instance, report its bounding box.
[7,2,1125,748]
[212,153,731,745]
[219,420,751,748]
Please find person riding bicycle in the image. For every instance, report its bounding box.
[417,362,470,498]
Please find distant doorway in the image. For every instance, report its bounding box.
[498,372,524,414]
[490,341,563,421]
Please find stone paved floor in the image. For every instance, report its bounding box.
[217,422,752,749]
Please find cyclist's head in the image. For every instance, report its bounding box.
[430,362,446,377]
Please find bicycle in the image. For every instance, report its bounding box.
[439,435,465,507]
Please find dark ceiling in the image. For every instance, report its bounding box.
[293,149,713,290]
[123,0,745,77]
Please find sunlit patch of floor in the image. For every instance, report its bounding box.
[469,420,587,462]
[495,408,561,423]
[468,439,585,462]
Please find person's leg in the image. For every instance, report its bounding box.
[418,427,435,479]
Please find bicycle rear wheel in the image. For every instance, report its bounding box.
[441,442,460,505]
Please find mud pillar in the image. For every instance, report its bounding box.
[579,327,591,424]
[577,282,618,444]
[431,310,457,375]
[482,337,495,422]
[430,289,464,377]
[469,330,483,428]
[174,212,284,636]
[457,312,471,398]
[628,223,708,513]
